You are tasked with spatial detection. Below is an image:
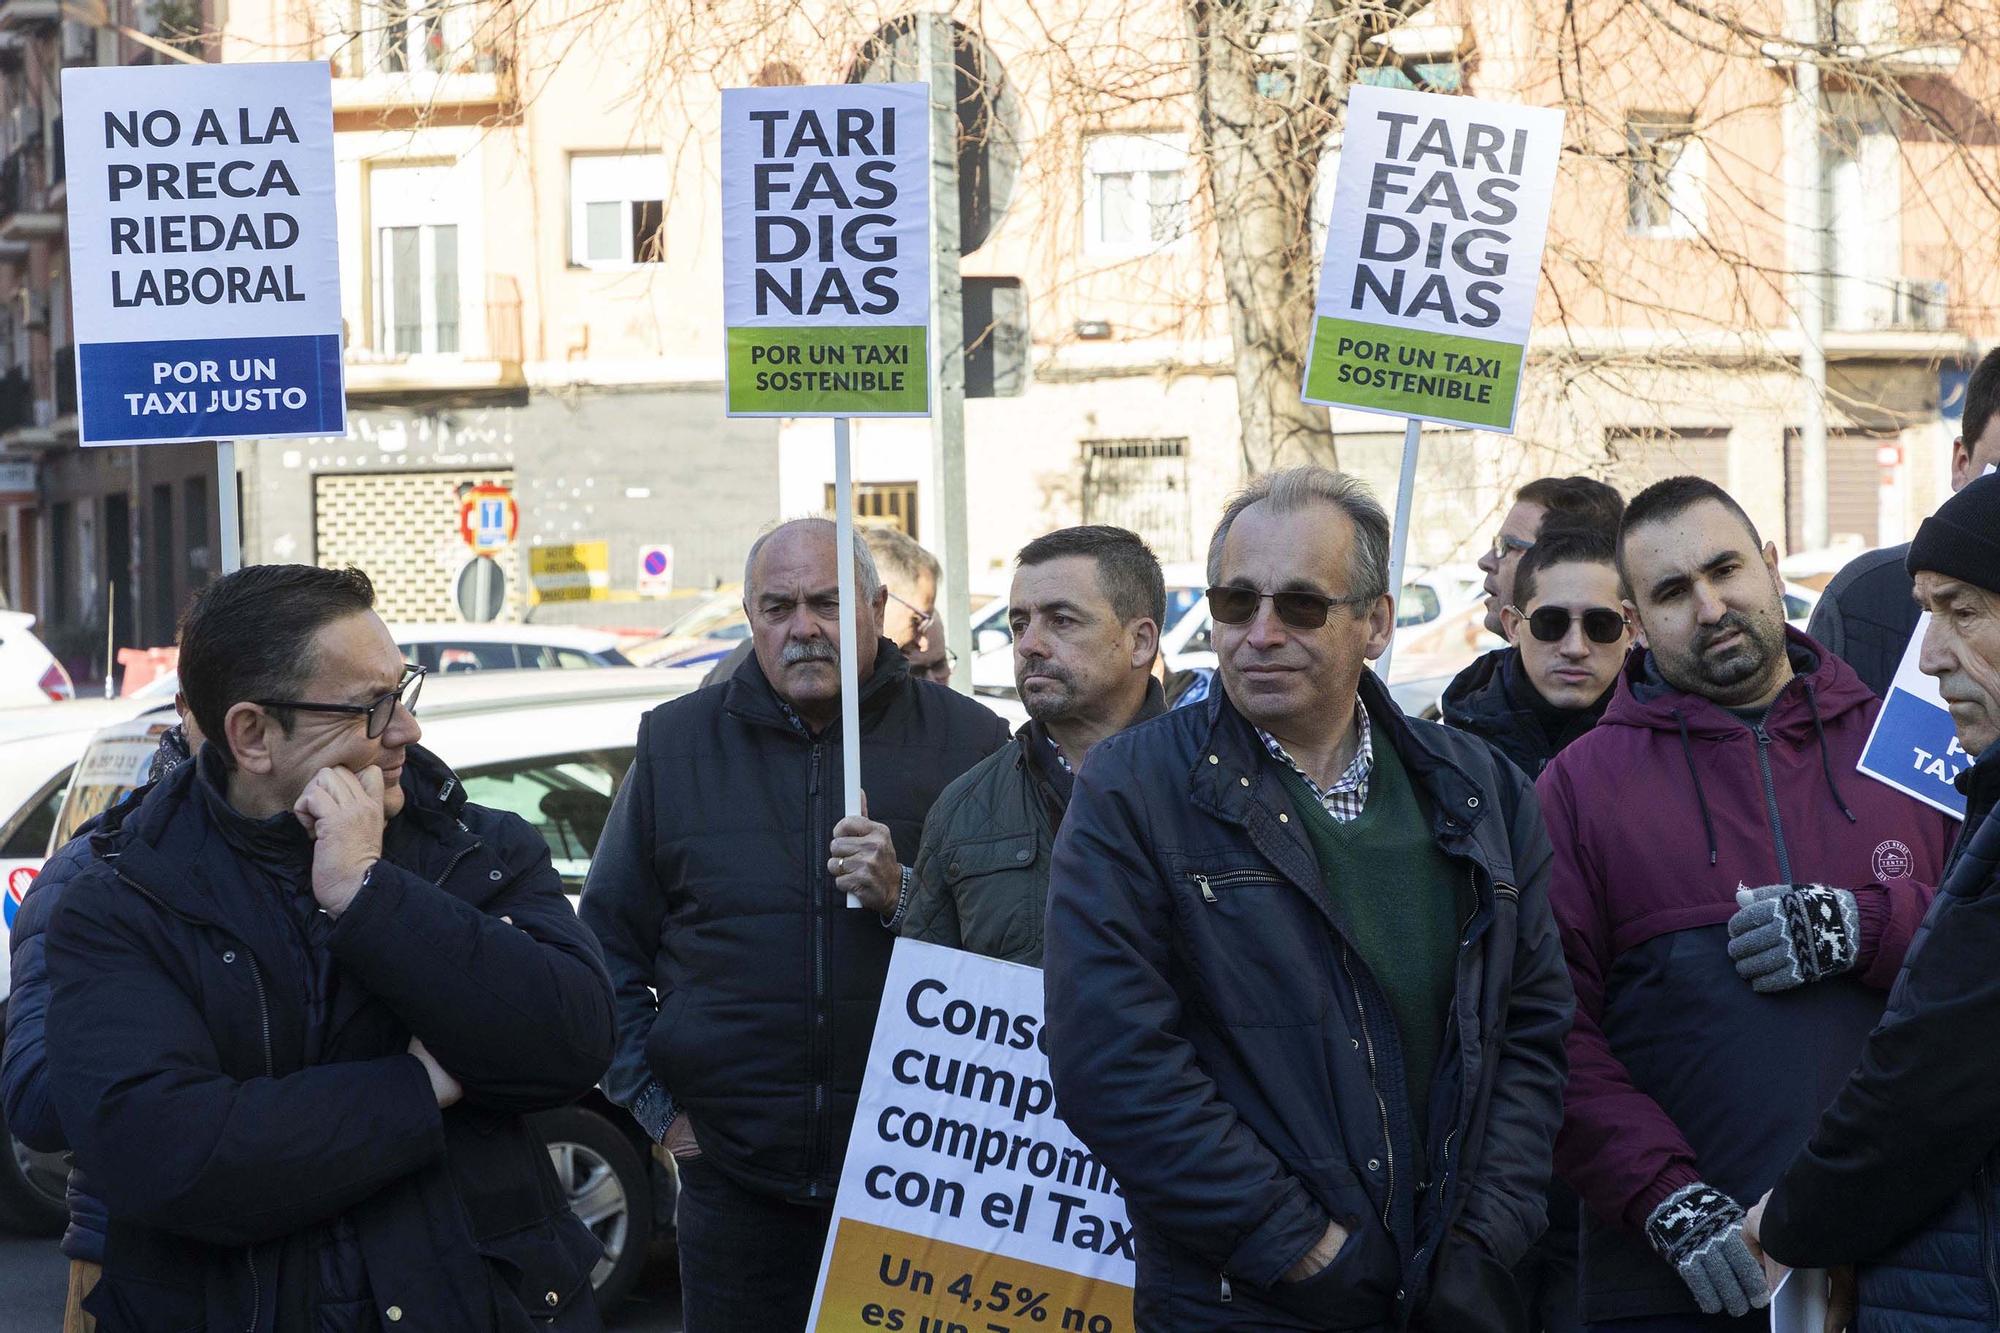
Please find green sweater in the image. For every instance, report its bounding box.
[1274,735,1468,1139]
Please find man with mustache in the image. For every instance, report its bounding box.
[1537,477,1956,1331]
[580,518,1007,1333]
[901,525,1166,964]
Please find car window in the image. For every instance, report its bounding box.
[518,646,602,670]
[1784,593,1811,621]
[1397,584,1442,628]
[431,642,522,672]
[457,750,634,891]
[52,723,177,847]
[1164,587,1202,628]
[4,767,69,857]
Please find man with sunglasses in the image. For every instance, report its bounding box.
[1046,468,1572,1332]
[1537,477,1955,1332]
[41,564,618,1333]
[1475,477,1627,640]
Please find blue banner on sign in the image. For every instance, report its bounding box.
[79,333,345,443]
[1859,686,1971,820]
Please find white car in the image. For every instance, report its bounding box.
[0,611,74,708]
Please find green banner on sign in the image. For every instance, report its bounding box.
[726,326,928,415]
[1303,317,1522,429]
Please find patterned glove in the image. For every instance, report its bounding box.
[1645,1183,1771,1317]
[1726,884,1859,993]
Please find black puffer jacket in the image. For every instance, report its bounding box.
[1439,647,1611,781]
[580,641,1008,1201]
[43,744,616,1333]
[1805,543,1919,699]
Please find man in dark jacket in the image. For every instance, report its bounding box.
[1540,477,1956,1331]
[42,564,618,1333]
[1045,467,1573,1332]
[902,524,1165,964]
[1747,474,2000,1331]
[3,719,192,1324]
[1807,345,2000,697]
[580,517,1007,1333]
[1445,526,1634,781]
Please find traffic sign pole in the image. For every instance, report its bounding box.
[217,441,241,575]
[834,416,864,909]
[1378,416,1420,680]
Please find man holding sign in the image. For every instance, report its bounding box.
[1747,475,2000,1331]
[581,519,1004,1333]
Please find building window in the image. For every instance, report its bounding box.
[355,0,467,74]
[369,164,462,354]
[1080,438,1192,561]
[824,481,919,536]
[1626,115,1705,238]
[1082,133,1191,257]
[569,154,666,267]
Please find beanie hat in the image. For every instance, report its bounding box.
[1907,472,2000,596]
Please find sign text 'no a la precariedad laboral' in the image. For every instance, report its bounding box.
[723,83,931,417]
[63,61,344,446]
[1303,85,1563,432]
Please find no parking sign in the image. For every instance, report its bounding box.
[637,544,674,597]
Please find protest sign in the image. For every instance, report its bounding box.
[1302,85,1563,432]
[722,82,931,417]
[808,939,1134,1333]
[1857,613,1968,820]
[62,62,344,447]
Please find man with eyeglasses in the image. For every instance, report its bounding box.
[1537,477,1954,1332]
[1045,467,1572,1332]
[40,563,618,1332]
[1475,477,1627,641]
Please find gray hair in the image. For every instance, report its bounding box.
[743,517,884,605]
[1206,467,1392,606]
[859,523,940,598]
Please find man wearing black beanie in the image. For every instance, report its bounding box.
[1745,472,2000,1330]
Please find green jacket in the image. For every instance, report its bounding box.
[900,728,1062,965]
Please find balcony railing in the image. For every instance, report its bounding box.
[1829,274,1952,333]
[344,274,525,398]
[327,0,515,113]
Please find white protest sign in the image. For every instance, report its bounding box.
[807,939,1134,1333]
[722,82,931,417]
[1302,85,1563,432]
[62,61,344,446]
[1857,613,1969,819]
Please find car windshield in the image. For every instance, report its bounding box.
[51,721,179,847]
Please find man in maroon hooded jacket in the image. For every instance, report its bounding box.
[1537,477,1956,1332]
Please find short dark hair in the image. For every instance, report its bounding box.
[1616,476,1763,592]
[1963,345,2000,451]
[1015,525,1166,627]
[1513,525,1619,608]
[178,565,378,760]
[1517,475,1626,539]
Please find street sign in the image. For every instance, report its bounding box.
[62,62,345,446]
[1301,85,1564,433]
[637,544,674,597]
[806,940,1133,1333]
[458,483,519,555]
[722,82,933,417]
[455,556,507,623]
[529,542,610,604]
[1857,613,1968,820]
[2,861,38,931]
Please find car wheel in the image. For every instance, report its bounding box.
[535,1105,651,1311]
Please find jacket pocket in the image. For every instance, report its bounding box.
[477,1213,604,1323]
[79,1272,206,1333]
[1255,1219,1400,1329]
[1416,1231,1527,1333]
[942,831,1043,958]
[1168,862,1328,1026]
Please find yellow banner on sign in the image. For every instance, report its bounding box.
[814,1218,1131,1333]
[529,541,610,603]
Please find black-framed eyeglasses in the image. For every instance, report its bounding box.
[256,664,426,739]
[1512,605,1628,645]
[1206,586,1372,630]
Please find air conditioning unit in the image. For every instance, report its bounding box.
[1890,277,1950,332]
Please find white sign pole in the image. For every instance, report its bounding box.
[216,441,242,575]
[1377,415,1421,680]
[834,416,864,908]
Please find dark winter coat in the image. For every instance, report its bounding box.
[901,683,1164,965]
[579,641,1008,1200]
[1440,647,1613,780]
[1537,631,1957,1322]
[1044,672,1573,1332]
[1806,543,1920,699]
[1762,747,2000,1332]
[42,743,617,1333]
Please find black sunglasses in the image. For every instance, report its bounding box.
[256,664,426,740]
[1516,606,1627,645]
[1206,586,1371,630]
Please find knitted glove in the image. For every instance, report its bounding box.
[1645,1183,1771,1317]
[1726,884,1860,993]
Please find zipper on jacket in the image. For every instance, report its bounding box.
[1751,725,1794,884]
[1339,941,1396,1229]
[1978,1163,2000,1323]
[432,840,481,890]
[244,1248,261,1333]
[1187,868,1288,901]
[1217,1273,1232,1303]
[806,742,830,1198]
[1191,873,1217,904]
[242,947,272,1333]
